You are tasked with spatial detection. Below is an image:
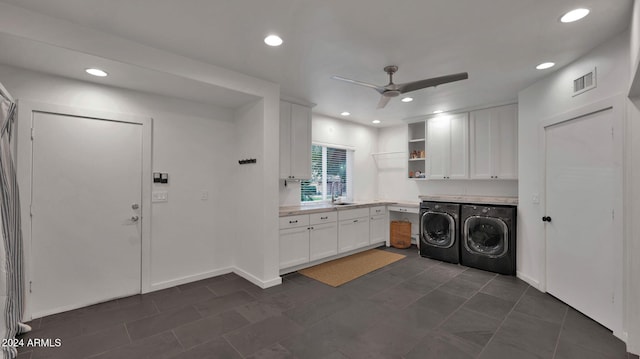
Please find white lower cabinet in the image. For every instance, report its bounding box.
[280,206,387,271]
[338,208,370,253]
[279,226,310,269]
[369,206,387,245]
[309,212,338,261]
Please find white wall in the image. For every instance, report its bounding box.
[233,100,282,288]
[376,123,518,203]
[518,31,629,288]
[626,97,640,354]
[518,31,630,340]
[0,64,240,290]
[626,1,640,352]
[630,0,640,97]
[279,114,379,205]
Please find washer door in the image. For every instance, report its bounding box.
[463,216,508,258]
[421,211,455,248]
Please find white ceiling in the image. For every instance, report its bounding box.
[0,0,633,126]
[0,33,260,108]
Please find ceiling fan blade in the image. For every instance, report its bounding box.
[331,76,385,93]
[377,95,392,109]
[398,72,469,94]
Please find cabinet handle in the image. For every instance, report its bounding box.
[289,220,298,224]
[353,219,358,223]
[321,216,328,220]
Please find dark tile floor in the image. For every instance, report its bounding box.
[16,246,637,359]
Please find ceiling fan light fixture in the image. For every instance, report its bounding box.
[331,66,468,109]
[264,34,283,46]
[340,111,351,116]
[401,97,413,103]
[85,68,108,77]
[536,62,555,70]
[372,120,381,124]
[560,8,590,23]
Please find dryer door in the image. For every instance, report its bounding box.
[463,216,508,258]
[421,211,456,248]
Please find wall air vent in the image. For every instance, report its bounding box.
[573,67,597,96]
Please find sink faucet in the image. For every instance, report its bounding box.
[331,181,337,203]
[330,179,339,203]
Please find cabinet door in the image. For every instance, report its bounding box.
[338,218,370,253]
[309,222,338,261]
[426,118,449,179]
[279,101,292,179]
[290,103,312,179]
[448,113,469,179]
[369,214,386,245]
[494,104,518,179]
[279,227,309,269]
[354,217,370,249]
[469,108,494,179]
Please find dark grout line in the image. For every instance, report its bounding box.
[551,305,569,359]
[123,321,133,343]
[474,280,531,359]
[222,333,247,359]
[170,329,186,351]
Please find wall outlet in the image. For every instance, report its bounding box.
[152,191,168,202]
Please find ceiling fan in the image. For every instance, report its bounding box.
[332,65,469,109]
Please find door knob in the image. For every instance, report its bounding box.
[131,203,139,210]
[131,216,140,222]
[542,216,551,222]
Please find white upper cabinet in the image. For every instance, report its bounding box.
[426,113,469,180]
[469,104,518,179]
[280,101,312,179]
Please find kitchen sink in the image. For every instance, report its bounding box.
[333,202,355,206]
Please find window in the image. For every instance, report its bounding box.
[301,144,353,202]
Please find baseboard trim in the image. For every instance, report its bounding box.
[516,271,542,291]
[147,267,234,293]
[233,267,282,289]
[614,330,628,343]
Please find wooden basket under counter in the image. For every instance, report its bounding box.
[390,220,411,249]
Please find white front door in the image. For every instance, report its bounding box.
[30,111,143,318]
[544,108,616,330]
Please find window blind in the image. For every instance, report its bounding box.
[301,145,352,202]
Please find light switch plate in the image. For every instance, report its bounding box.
[152,191,168,203]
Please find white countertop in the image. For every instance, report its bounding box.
[418,194,518,206]
[279,200,418,217]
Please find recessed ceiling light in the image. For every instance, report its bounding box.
[401,97,413,103]
[372,120,381,124]
[264,35,283,46]
[341,111,350,116]
[433,110,444,114]
[560,8,590,23]
[85,68,108,77]
[536,62,555,70]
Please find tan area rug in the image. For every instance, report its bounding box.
[298,249,406,287]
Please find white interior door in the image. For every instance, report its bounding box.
[31,111,143,318]
[545,108,615,330]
